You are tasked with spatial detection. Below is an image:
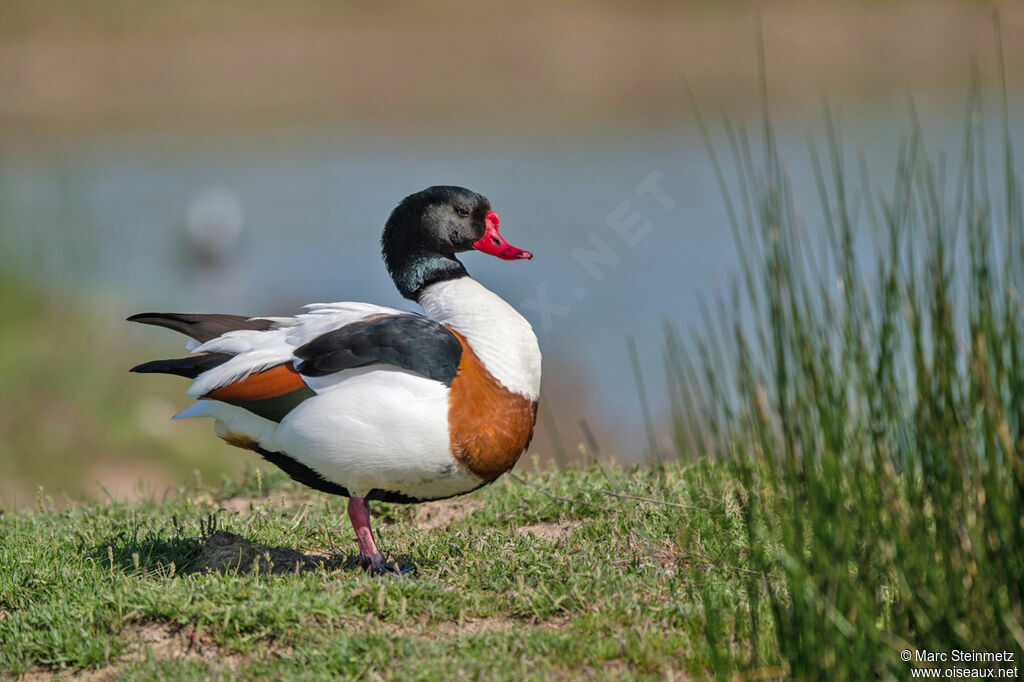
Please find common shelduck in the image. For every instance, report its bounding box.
[129,186,542,575]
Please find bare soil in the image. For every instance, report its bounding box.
[515,520,584,543]
[410,496,485,530]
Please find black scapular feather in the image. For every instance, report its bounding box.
[293,314,463,386]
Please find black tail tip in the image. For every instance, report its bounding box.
[129,353,232,378]
[129,360,159,374]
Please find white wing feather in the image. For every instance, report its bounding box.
[184,302,409,398]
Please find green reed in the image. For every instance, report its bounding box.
[669,20,1024,680]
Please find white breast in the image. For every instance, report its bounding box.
[418,277,542,400]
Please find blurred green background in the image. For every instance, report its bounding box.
[1,0,1021,508]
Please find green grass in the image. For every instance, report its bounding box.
[0,463,766,680]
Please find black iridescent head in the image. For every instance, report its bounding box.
[381,186,531,300]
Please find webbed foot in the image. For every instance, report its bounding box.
[361,553,416,577]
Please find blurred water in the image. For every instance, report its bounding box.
[1,104,1020,447]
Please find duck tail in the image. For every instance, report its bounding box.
[129,353,232,378]
[126,312,273,343]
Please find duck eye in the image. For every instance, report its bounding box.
[454,206,470,218]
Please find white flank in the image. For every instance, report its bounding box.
[418,277,542,400]
[275,367,479,499]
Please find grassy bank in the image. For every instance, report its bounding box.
[0,463,762,679]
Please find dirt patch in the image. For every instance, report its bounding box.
[211,494,306,515]
[411,497,485,531]
[123,621,215,664]
[212,496,263,515]
[19,621,259,680]
[515,520,583,543]
[187,489,320,516]
[199,530,345,574]
[128,622,191,661]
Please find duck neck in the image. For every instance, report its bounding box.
[386,250,468,301]
[418,277,542,400]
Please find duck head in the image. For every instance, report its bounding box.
[382,186,531,300]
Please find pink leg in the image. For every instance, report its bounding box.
[346,497,414,576]
[347,497,381,564]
